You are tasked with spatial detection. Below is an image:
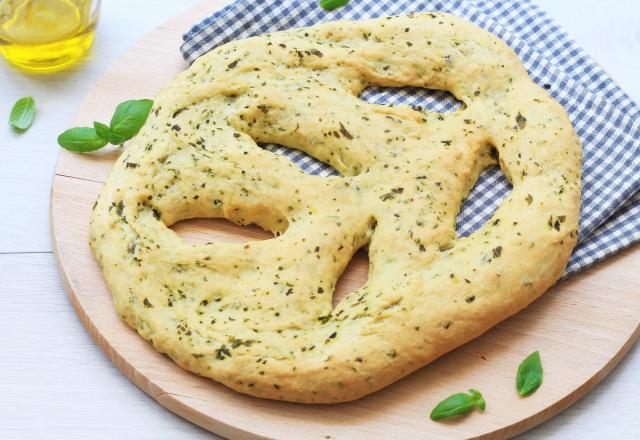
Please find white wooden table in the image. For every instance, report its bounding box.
[1,1,638,438]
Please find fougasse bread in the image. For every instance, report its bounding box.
[89,13,581,403]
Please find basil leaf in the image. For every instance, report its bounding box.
[430,388,486,421]
[517,351,543,396]
[109,99,154,140]
[9,96,36,130]
[94,121,126,145]
[58,127,108,152]
[320,0,350,11]
[93,121,112,140]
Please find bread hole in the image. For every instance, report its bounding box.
[332,248,369,309]
[359,86,464,114]
[258,142,342,177]
[171,218,276,245]
[456,164,512,238]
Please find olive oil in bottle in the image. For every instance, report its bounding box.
[0,0,101,72]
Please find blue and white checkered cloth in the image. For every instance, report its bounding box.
[181,0,640,276]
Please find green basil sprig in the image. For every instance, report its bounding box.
[320,0,350,11]
[430,388,486,421]
[516,351,543,396]
[9,96,36,131]
[58,99,153,153]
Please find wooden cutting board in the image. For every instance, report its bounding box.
[50,1,640,438]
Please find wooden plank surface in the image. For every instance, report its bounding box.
[0,0,624,438]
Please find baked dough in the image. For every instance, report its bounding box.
[89,13,581,403]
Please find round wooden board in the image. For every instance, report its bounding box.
[51,1,640,439]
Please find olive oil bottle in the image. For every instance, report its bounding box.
[0,0,101,72]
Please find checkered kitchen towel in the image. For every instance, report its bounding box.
[181,0,640,276]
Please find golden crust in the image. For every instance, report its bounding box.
[89,13,581,403]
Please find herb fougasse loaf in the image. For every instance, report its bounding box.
[87,13,580,405]
[58,99,153,152]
